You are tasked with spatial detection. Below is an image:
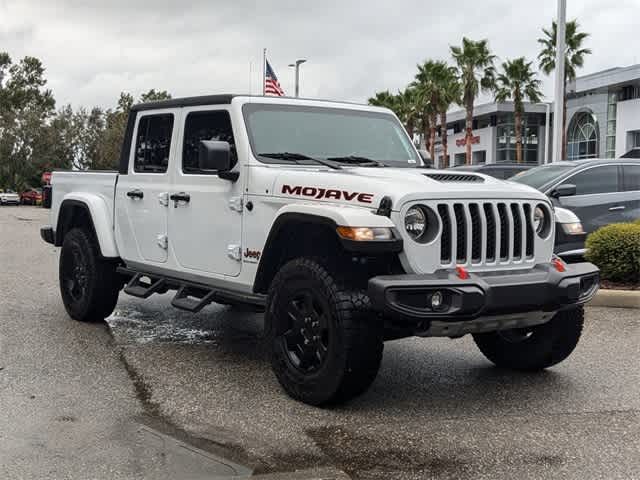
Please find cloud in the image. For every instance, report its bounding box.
[1,0,638,110]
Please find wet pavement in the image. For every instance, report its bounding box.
[2,206,640,479]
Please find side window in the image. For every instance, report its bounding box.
[622,165,640,191]
[182,111,235,173]
[562,166,619,195]
[133,114,174,173]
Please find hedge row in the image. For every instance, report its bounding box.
[585,220,640,284]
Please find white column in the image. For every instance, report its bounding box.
[552,0,567,162]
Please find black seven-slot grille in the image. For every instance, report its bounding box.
[436,202,536,265]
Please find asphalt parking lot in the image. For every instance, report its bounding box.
[1,206,639,479]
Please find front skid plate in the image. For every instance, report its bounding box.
[415,310,556,337]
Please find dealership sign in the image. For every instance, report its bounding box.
[456,136,480,147]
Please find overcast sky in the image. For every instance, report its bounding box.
[1,0,639,110]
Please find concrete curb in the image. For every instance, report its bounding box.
[590,289,640,309]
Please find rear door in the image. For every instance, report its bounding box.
[115,110,178,264]
[621,164,640,222]
[555,164,623,233]
[168,107,243,277]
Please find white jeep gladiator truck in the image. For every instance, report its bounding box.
[41,95,600,406]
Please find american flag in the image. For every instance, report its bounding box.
[264,59,285,96]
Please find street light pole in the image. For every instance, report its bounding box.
[552,0,567,162]
[288,59,307,97]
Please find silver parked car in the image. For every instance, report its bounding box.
[511,159,640,256]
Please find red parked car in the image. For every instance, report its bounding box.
[20,188,43,205]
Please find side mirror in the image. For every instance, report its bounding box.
[198,140,238,181]
[551,184,577,198]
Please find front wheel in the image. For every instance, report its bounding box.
[59,228,122,322]
[266,258,383,406]
[473,306,584,370]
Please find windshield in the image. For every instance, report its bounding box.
[242,104,421,168]
[510,164,573,190]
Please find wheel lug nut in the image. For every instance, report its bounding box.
[304,339,310,345]
[312,321,319,327]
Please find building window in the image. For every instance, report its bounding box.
[472,151,486,165]
[633,131,640,148]
[454,153,466,166]
[495,114,539,164]
[567,111,599,160]
[606,92,617,158]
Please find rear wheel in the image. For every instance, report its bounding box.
[473,306,584,370]
[59,228,122,322]
[266,258,383,406]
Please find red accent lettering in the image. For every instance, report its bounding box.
[342,191,358,201]
[282,185,301,195]
[357,193,373,203]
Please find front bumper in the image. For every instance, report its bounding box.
[368,262,599,336]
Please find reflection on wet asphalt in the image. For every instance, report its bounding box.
[107,294,264,348]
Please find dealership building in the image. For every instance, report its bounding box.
[433,64,640,168]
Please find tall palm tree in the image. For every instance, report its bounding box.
[368,89,418,137]
[437,69,461,168]
[413,60,453,162]
[494,58,543,163]
[450,38,496,164]
[538,19,591,159]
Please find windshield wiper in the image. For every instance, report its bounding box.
[258,152,342,170]
[326,155,387,167]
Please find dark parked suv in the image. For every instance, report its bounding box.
[511,159,640,255]
[452,162,532,179]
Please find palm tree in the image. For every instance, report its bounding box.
[413,60,453,162]
[494,58,543,163]
[450,38,496,164]
[368,89,418,138]
[437,69,461,168]
[538,19,591,159]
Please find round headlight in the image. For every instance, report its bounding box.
[533,205,549,237]
[405,206,427,240]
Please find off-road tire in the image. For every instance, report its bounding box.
[473,306,584,370]
[59,227,122,322]
[266,258,383,406]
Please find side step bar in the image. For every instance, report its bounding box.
[117,266,266,313]
[124,273,167,298]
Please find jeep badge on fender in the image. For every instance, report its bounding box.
[40,94,599,407]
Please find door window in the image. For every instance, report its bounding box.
[622,165,640,191]
[182,111,236,174]
[133,114,174,173]
[562,165,619,195]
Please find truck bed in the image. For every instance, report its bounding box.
[50,171,119,234]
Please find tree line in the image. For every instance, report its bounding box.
[0,51,171,191]
[369,20,591,166]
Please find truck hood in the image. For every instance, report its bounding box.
[270,166,550,210]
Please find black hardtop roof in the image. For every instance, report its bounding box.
[131,94,236,111]
[130,94,376,112]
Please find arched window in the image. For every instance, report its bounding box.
[567,111,599,160]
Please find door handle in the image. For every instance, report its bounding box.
[608,205,626,211]
[170,192,190,207]
[126,189,144,199]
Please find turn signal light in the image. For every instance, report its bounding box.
[336,226,393,241]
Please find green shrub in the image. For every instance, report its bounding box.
[585,222,640,284]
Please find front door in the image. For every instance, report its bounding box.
[168,107,243,277]
[555,164,623,234]
[115,110,177,264]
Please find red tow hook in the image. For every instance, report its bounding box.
[552,255,566,273]
[455,265,470,280]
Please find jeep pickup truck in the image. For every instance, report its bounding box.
[41,95,600,406]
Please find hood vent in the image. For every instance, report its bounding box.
[424,173,484,183]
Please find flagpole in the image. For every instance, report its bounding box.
[262,48,266,96]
